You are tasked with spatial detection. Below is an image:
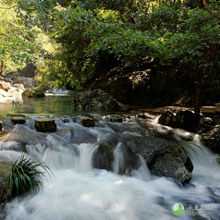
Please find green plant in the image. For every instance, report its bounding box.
[8,156,48,197]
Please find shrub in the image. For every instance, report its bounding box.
[8,156,48,197]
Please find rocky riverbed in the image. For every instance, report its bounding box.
[0,112,220,220]
[0,113,220,220]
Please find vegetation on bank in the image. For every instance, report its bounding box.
[0,156,47,203]
[0,0,220,104]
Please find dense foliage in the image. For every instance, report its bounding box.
[0,0,220,104]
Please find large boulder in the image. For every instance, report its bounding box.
[73,89,128,112]
[159,110,200,132]
[148,145,193,183]
[121,131,193,183]
[92,123,193,183]
[93,132,139,174]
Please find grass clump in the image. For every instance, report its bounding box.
[8,156,48,197]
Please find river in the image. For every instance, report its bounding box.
[0,97,220,220]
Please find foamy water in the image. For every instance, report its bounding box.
[2,117,220,220]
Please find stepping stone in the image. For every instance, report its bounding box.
[35,118,57,132]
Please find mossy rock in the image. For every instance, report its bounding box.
[0,162,12,203]
[93,143,114,171]
[35,118,57,132]
[11,116,26,125]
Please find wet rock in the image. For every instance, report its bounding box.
[35,119,57,133]
[11,116,26,125]
[1,125,47,146]
[93,142,115,171]
[103,114,123,123]
[201,125,220,154]
[70,123,97,144]
[149,146,193,183]
[80,116,95,127]
[93,132,138,174]
[159,110,200,132]
[105,121,146,135]
[158,111,176,127]
[200,117,215,132]
[93,131,118,171]
[175,110,199,132]
[121,131,193,183]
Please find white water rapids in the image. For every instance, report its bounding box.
[1,117,220,220]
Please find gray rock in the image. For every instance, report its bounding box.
[120,131,193,183]
[1,125,47,146]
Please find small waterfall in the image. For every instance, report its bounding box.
[113,143,124,174]
[3,117,220,220]
[76,143,98,172]
[132,155,151,182]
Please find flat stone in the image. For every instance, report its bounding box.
[11,116,26,125]
[35,118,57,133]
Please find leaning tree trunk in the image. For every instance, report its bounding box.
[0,60,4,76]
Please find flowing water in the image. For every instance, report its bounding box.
[0,104,220,219]
[0,96,77,117]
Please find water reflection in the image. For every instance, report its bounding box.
[0,96,76,116]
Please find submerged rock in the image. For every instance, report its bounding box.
[35,119,57,133]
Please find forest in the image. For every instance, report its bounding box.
[0,1,220,220]
[0,0,219,106]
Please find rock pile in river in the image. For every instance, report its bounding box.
[0,115,194,188]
